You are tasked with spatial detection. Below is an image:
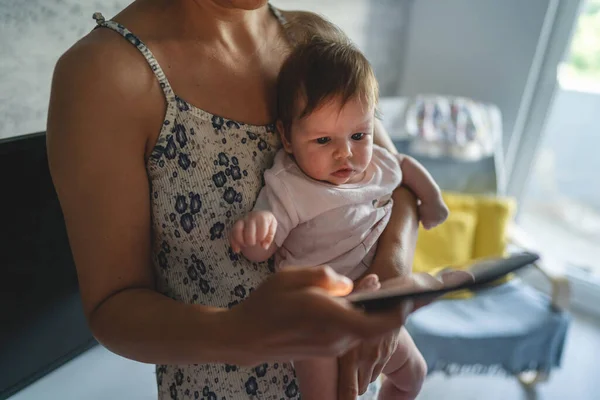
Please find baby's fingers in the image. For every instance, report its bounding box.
[230,220,246,253]
[257,215,276,250]
[255,215,270,249]
[243,218,257,247]
[263,217,277,249]
[354,274,380,293]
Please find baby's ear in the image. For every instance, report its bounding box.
[276,120,293,154]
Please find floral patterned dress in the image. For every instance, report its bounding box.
[93,5,301,399]
[93,4,382,399]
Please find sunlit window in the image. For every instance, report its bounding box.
[520,0,600,275]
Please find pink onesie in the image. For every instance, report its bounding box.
[253,145,402,280]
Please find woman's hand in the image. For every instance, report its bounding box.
[337,271,474,399]
[335,274,397,399]
[338,331,400,399]
[336,273,415,400]
[225,266,414,366]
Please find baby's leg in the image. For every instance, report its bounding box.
[378,327,427,400]
[294,357,338,400]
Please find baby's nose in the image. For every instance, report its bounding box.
[334,143,352,159]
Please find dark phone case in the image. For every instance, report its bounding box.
[349,252,539,312]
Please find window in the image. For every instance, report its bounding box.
[519,0,600,277]
[559,0,600,92]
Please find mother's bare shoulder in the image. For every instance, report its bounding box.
[50,27,165,150]
[56,28,160,103]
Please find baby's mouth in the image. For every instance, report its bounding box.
[332,167,354,178]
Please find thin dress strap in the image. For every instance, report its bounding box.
[268,3,288,25]
[92,12,174,100]
[268,3,296,45]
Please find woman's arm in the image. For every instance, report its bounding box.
[370,119,420,281]
[47,32,235,365]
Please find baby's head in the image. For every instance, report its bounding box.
[276,37,379,185]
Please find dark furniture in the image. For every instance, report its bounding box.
[0,132,96,400]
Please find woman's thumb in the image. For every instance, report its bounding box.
[277,266,354,296]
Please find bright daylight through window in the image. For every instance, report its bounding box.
[520,0,600,277]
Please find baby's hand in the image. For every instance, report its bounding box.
[419,196,450,230]
[353,274,381,293]
[230,211,278,254]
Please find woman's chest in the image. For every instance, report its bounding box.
[157,44,287,126]
[148,116,282,304]
[149,116,282,221]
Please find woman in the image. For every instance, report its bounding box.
[47,1,447,398]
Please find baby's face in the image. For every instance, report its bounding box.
[282,97,374,185]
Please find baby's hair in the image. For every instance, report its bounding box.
[276,35,379,139]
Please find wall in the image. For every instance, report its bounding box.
[1,0,561,147]
[399,0,552,149]
[0,0,129,139]
[0,0,411,139]
[276,0,413,96]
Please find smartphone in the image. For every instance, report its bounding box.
[347,252,539,312]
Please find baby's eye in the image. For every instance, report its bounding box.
[351,133,365,141]
[316,137,330,144]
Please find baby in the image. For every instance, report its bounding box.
[229,37,448,400]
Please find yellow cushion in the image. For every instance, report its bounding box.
[440,192,516,259]
[472,195,517,258]
[412,192,517,299]
[413,210,477,299]
[441,191,478,214]
[413,210,477,274]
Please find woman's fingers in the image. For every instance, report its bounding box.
[332,298,413,340]
[356,346,378,395]
[408,272,445,290]
[337,349,360,400]
[370,360,386,384]
[235,268,418,364]
[376,272,445,310]
[274,266,354,296]
[438,269,475,287]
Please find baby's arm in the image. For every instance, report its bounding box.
[230,170,298,262]
[230,211,278,263]
[397,154,449,230]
